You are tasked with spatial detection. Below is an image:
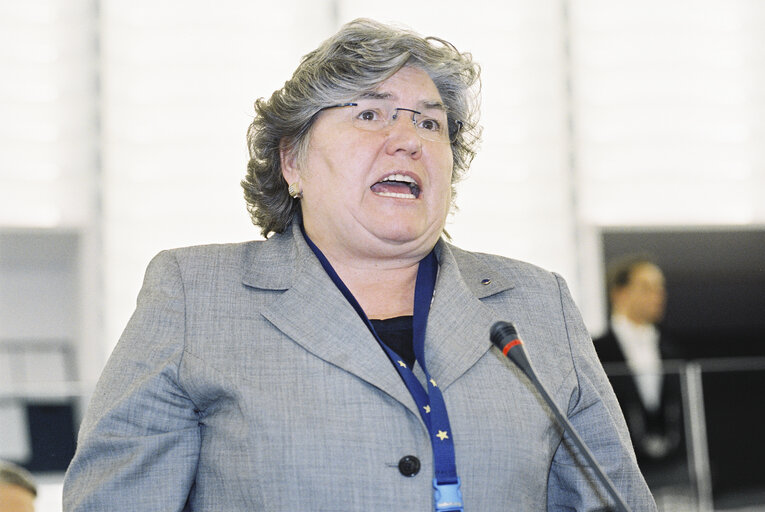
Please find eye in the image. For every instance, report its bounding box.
[357,109,382,122]
[418,117,442,132]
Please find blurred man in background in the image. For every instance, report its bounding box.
[0,461,36,512]
[593,255,685,487]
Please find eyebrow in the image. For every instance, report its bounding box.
[356,92,447,111]
[357,91,393,101]
[420,100,447,112]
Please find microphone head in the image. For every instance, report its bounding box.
[490,321,518,347]
[490,321,533,378]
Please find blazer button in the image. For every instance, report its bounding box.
[398,455,421,477]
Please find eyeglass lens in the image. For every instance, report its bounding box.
[344,100,459,143]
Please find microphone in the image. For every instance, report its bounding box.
[490,321,631,512]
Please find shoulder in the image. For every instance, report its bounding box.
[159,233,295,268]
[439,241,579,345]
[445,241,549,273]
[658,328,684,360]
[162,240,259,264]
[591,329,623,362]
[444,242,554,279]
[591,328,616,344]
[443,241,563,293]
[143,240,265,287]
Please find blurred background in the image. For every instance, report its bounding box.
[1,1,763,510]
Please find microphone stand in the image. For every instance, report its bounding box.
[491,321,631,512]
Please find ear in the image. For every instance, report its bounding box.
[280,140,300,184]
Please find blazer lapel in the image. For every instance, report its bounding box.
[423,241,516,391]
[241,223,420,417]
[241,226,517,416]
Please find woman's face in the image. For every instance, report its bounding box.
[282,66,455,262]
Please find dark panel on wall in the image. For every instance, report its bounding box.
[601,227,765,359]
[24,402,78,472]
[602,227,765,505]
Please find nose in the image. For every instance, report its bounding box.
[384,112,422,157]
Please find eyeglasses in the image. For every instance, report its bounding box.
[317,100,463,144]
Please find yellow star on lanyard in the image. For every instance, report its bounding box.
[397,360,407,368]
[429,378,437,387]
[423,405,431,413]
[436,430,449,441]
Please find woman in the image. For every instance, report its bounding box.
[64,19,656,511]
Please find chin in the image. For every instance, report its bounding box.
[370,224,434,246]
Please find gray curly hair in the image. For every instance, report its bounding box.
[242,18,481,237]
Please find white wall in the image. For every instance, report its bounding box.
[2,0,764,378]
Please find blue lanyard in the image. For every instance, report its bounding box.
[302,231,463,512]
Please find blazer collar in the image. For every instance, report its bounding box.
[423,241,515,390]
[241,222,516,417]
[241,222,304,291]
[241,223,516,296]
[243,222,419,413]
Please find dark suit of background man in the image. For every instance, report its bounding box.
[593,255,686,488]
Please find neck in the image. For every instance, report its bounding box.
[330,255,422,319]
[300,223,439,319]
[612,311,650,327]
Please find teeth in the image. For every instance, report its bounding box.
[375,191,416,199]
[382,173,416,184]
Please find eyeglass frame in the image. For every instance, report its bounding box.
[316,102,464,144]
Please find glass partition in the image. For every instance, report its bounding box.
[602,358,765,511]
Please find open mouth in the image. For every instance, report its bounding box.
[370,173,421,199]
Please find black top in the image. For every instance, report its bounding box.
[371,315,415,368]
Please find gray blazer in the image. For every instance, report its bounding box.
[64,222,656,511]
